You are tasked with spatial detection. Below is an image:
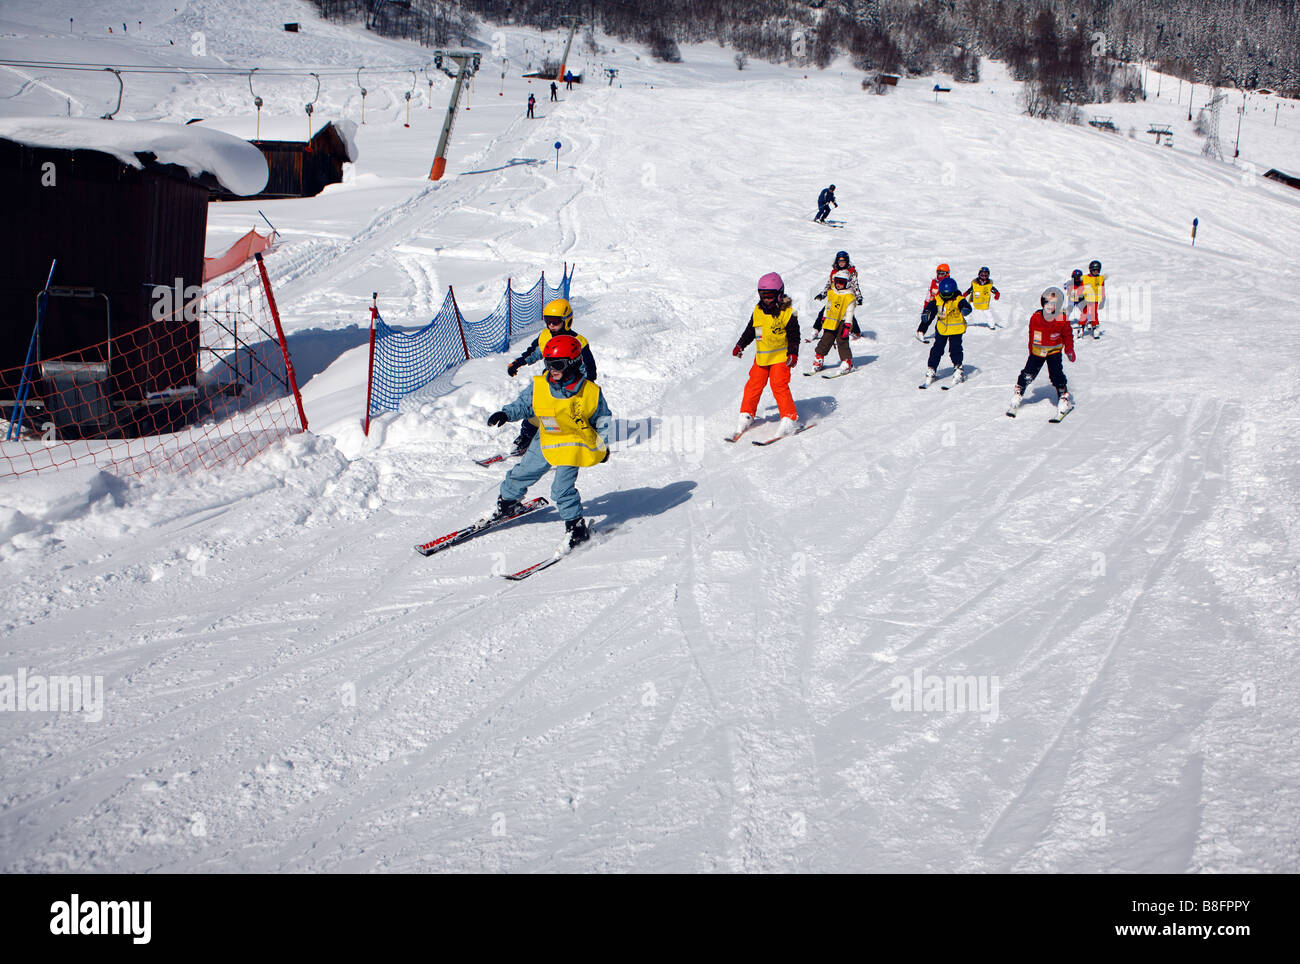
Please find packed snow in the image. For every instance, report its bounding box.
[1,0,1298,872]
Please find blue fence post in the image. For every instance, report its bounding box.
[7,259,57,442]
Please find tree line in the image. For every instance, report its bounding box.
[309,1,1300,101]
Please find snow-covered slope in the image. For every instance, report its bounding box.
[2,1,1298,872]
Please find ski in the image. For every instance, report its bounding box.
[919,375,936,389]
[504,553,565,580]
[472,451,524,467]
[414,497,549,556]
[752,422,816,446]
[1049,406,1074,424]
[822,367,857,379]
[724,420,758,443]
[503,524,610,580]
[940,371,969,390]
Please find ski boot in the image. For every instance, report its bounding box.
[563,516,591,550]
[777,417,799,437]
[812,354,825,373]
[483,495,523,525]
[508,434,530,457]
[915,329,927,343]
[923,367,937,388]
[1006,387,1024,417]
[1057,391,1074,416]
[951,364,966,384]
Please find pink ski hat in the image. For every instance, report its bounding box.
[757,272,784,293]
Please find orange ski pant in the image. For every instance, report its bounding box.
[740,361,798,420]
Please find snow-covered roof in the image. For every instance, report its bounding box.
[193,115,359,162]
[0,116,269,196]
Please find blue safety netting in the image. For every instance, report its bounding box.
[367,266,574,419]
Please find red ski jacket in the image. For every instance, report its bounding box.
[1028,310,1075,357]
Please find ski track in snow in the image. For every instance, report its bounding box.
[1,5,1299,872]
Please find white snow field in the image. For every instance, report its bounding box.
[2,0,1299,873]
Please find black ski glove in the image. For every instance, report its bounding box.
[507,359,523,377]
[487,411,508,427]
[815,292,826,301]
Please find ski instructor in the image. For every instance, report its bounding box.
[815,184,837,223]
[483,334,612,551]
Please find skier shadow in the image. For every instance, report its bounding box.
[582,480,697,527]
[846,352,878,368]
[787,394,839,422]
[1022,384,1058,404]
[462,158,544,175]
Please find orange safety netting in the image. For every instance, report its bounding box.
[2,256,306,480]
[202,229,277,283]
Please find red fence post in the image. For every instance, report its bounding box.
[363,294,377,436]
[448,285,471,360]
[255,253,308,432]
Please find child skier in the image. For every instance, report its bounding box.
[1007,286,1075,418]
[963,266,1001,326]
[1065,269,1087,327]
[812,250,863,339]
[915,263,951,341]
[484,333,612,550]
[504,298,598,456]
[921,277,972,387]
[731,272,801,439]
[810,270,856,373]
[1079,259,1105,338]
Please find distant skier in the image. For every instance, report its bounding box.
[811,270,857,373]
[1080,259,1105,338]
[963,266,1001,326]
[812,250,863,339]
[565,70,574,90]
[921,277,972,387]
[731,272,801,439]
[814,184,837,223]
[550,81,558,101]
[1065,268,1087,326]
[915,263,951,341]
[527,93,536,118]
[1007,286,1075,418]
[484,333,611,550]
[505,298,597,456]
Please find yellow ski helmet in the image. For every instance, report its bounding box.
[543,298,573,330]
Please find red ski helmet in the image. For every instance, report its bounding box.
[542,334,584,384]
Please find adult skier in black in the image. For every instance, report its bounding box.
[815,184,837,223]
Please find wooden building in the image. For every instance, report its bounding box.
[0,118,266,437]
[203,119,357,200]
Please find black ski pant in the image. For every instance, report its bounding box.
[816,203,831,222]
[927,332,963,370]
[1016,352,1067,397]
[815,325,852,364]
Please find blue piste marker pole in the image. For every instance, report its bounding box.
[1192,217,1198,246]
[554,141,562,170]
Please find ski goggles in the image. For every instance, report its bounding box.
[544,357,574,373]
